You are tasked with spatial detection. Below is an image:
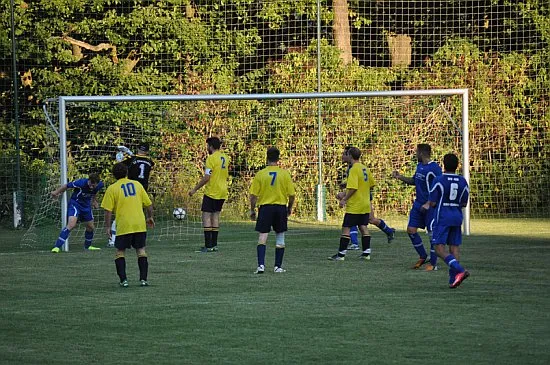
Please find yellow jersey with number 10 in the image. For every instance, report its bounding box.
[100,178,152,235]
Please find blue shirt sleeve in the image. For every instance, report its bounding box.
[67,179,87,189]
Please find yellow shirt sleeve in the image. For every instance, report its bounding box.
[100,186,115,212]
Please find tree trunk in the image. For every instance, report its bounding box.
[333,0,353,65]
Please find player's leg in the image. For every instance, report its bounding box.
[348,226,360,250]
[273,205,288,272]
[107,220,116,247]
[448,228,469,288]
[426,212,438,269]
[407,205,428,269]
[83,220,101,250]
[133,232,149,286]
[210,200,225,251]
[358,222,371,260]
[52,211,78,252]
[254,206,270,274]
[329,215,353,261]
[114,234,129,287]
[199,195,213,252]
[369,204,395,243]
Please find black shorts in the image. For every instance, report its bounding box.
[255,205,288,233]
[342,213,369,228]
[201,195,225,213]
[115,232,147,250]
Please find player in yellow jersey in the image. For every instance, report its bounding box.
[101,163,155,287]
[189,136,230,253]
[329,146,375,261]
[249,147,295,273]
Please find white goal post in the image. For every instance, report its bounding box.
[55,89,470,251]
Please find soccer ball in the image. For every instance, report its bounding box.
[173,208,186,220]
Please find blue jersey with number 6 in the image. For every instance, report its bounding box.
[429,174,469,227]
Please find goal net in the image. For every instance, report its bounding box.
[22,90,469,250]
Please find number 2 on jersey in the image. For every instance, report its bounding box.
[220,156,226,169]
[269,172,277,186]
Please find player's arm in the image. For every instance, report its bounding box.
[339,188,357,208]
[104,209,113,238]
[51,184,68,199]
[391,171,415,185]
[145,205,155,228]
[92,195,99,209]
[249,194,258,220]
[189,174,211,196]
[287,195,295,216]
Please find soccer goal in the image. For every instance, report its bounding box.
[22,89,469,251]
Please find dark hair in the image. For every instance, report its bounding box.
[417,143,432,156]
[443,153,459,172]
[88,173,100,184]
[348,146,361,160]
[138,143,149,152]
[112,163,128,179]
[206,136,221,150]
[266,147,280,162]
[343,146,352,155]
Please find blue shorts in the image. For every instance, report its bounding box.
[408,202,434,231]
[431,225,462,246]
[255,205,288,233]
[67,203,94,222]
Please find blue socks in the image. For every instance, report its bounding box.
[84,230,94,249]
[444,254,465,273]
[429,242,438,266]
[54,228,71,248]
[377,219,393,236]
[257,244,266,266]
[275,247,285,268]
[409,233,427,258]
[350,226,359,245]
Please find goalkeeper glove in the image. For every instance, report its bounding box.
[117,145,134,156]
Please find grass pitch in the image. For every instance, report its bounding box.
[1,219,549,364]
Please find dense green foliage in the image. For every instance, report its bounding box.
[0,0,549,224]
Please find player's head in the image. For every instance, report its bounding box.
[443,153,459,173]
[348,147,361,161]
[416,143,432,162]
[88,173,100,189]
[342,146,352,163]
[266,147,280,163]
[137,142,149,155]
[206,136,221,154]
[112,163,128,180]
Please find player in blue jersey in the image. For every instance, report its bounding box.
[338,146,395,250]
[423,153,470,288]
[50,173,104,252]
[392,144,442,270]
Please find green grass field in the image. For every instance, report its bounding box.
[1,219,550,364]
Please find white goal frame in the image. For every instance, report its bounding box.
[55,89,470,251]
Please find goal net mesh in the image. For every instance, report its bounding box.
[22,93,464,249]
